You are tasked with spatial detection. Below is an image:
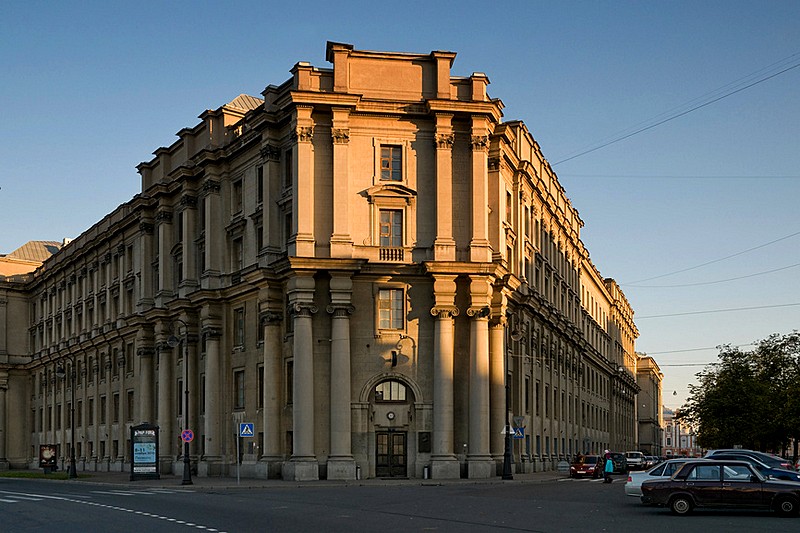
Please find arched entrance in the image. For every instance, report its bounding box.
[371,378,414,478]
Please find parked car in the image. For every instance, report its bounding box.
[705,449,794,471]
[707,452,800,482]
[641,459,800,517]
[608,452,628,474]
[625,451,646,470]
[569,454,602,478]
[625,458,689,497]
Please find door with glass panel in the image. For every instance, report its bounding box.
[376,430,407,478]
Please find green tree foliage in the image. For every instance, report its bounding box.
[677,332,800,455]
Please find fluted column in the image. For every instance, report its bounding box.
[202,179,223,289]
[327,273,355,480]
[430,274,459,479]
[467,276,493,478]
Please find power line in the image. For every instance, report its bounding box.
[636,302,800,319]
[623,230,800,285]
[644,343,756,355]
[552,53,800,165]
[627,262,800,288]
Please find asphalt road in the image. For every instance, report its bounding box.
[1,476,793,532]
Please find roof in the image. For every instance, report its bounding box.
[4,241,62,261]
[225,94,263,112]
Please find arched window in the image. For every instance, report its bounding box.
[374,380,407,402]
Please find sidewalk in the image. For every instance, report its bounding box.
[12,469,566,490]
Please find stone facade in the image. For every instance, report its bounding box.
[0,42,642,479]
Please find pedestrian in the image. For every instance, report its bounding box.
[603,450,614,483]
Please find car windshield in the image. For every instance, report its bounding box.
[583,456,598,464]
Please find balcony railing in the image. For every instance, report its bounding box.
[379,247,405,262]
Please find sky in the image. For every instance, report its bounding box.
[2,1,798,410]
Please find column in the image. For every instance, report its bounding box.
[0,373,7,468]
[430,274,459,479]
[181,194,199,291]
[326,273,355,480]
[155,210,173,303]
[489,317,506,463]
[137,335,155,425]
[202,179,223,289]
[184,323,199,460]
[290,106,316,257]
[137,221,154,310]
[329,108,353,257]
[157,342,174,472]
[202,320,223,475]
[470,117,492,262]
[282,274,318,481]
[466,276,493,478]
[433,114,456,261]
[259,301,283,478]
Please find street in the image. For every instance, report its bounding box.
[1,476,791,532]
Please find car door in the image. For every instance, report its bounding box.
[685,463,723,505]
[721,464,764,507]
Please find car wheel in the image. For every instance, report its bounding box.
[774,496,800,517]
[669,495,693,515]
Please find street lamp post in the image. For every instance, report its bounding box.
[56,359,78,479]
[503,329,524,480]
[168,319,192,486]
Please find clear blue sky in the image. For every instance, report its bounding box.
[2,1,798,410]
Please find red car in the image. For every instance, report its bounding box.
[569,455,602,478]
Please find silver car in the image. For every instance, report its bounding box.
[624,458,689,497]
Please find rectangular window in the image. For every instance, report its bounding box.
[257,365,264,409]
[88,399,94,426]
[234,307,245,347]
[100,396,106,425]
[234,369,245,410]
[126,391,134,422]
[379,209,403,248]
[284,148,293,189]
[286,361,293,405]
[77,400,83,427]
[378,288,404,330]
[113,393,119,423]
[232,238,243,271]
[233,179,243,213]
[256,166,264,204]
[380,145,402,181]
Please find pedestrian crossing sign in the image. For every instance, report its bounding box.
[513,427,524,439]
[239,423,254,438]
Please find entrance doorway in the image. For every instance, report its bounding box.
[376,430,407,478]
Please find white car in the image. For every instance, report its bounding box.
[624,458,688,497]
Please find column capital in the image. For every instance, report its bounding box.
[466,306,490,318]
[326,304,354,317]
[430,306,459,319]
[260,311,284,324]
[435,133,454,150]
[332,128,350,144]
[291,302,318,318]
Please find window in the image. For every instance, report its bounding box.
[257,365,264,409]
[256,166,264,204]
[379,209,403,248]
[375,380,407,402]
[380,145,402,181]
[100,396,106,424]
[283,148,293,189]
[378,288,404,330]
[234,369,245,410]
[113,393,119,423]
[126,391,134,422]
[234,307,245,347]
[232,179,243,214]
[689,465,720,481]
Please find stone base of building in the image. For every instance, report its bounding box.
[198,456,224,477]
[430,456,460,479]
[466,456,494,479]
[326,457,356,480]
[282,458,319,481]
[0,459,9,471]
[256,457,284,479]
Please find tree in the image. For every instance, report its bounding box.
[676,332,800,457]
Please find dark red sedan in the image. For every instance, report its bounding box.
[641,459,800,517]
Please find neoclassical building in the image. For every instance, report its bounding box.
[0,42,641,480]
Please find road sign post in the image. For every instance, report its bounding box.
[237,423,254,485]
